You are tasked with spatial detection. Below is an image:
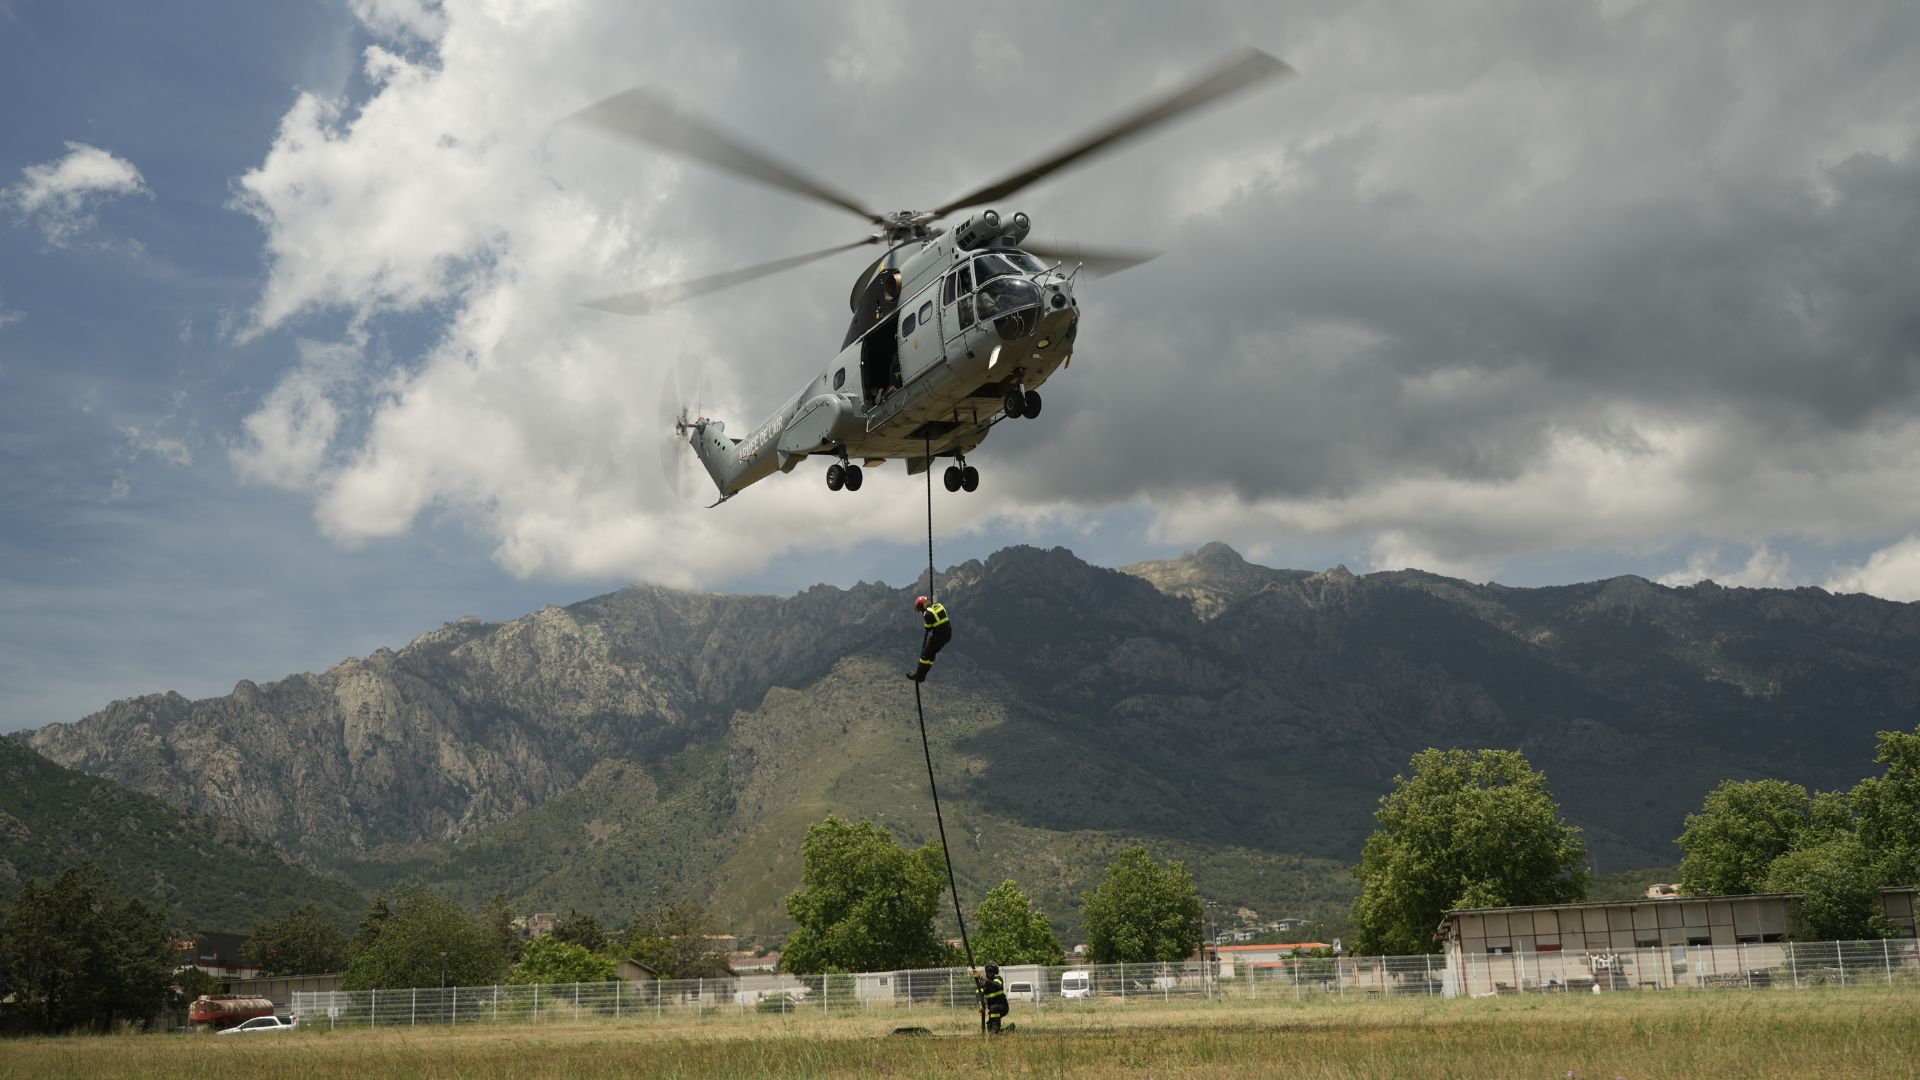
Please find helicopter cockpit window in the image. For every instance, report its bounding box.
[833,367,845,390]
[957,263,973,294]
[942,272,956,305]
[975,276,1042,323]
[918,301,934,324]
[974,251,1047,283]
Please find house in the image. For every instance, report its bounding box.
[727,950,781,973]
[176,932,264,982]
[512,913,557,940]
[1436,888,1918,997]
[1210,942,1331,978]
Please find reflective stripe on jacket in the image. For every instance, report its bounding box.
[923,602,949,629]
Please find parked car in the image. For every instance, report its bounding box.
[216,1015,297,1034]
[1005,979,1036,1002]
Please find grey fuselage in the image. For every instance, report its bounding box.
[687,228,1079,497]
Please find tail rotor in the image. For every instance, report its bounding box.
[657,359,708,500]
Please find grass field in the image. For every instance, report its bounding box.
[5,988,1918,1079]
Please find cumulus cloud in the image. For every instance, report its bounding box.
[230,339,359,489]
[227,0,1920,591]
[4,142,150,245]
[1658,545,1793,589]
[1826,536,1920,601]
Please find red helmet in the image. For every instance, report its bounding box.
[913,595,929,612]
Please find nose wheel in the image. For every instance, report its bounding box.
[942,458,980,493]
[826,460,863,491]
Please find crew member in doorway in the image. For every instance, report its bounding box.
[909,595,950,682]
[975,962,1009,1033]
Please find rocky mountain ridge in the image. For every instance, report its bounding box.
[18,543,1920,931]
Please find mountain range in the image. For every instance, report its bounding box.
[14,542,1920,939]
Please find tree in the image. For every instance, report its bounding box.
[1677,779,1811,895]
[1351,748,1587,956]
[482,893,525,968]
[970,880,1065,966]
[622,902,734,979]
[243,903,349,975]
[0,864,179,1033]
[551,909,609,954]
[1849,725,1920,887]
[1765,837,1893,941]
[1081,847,1202,964]
[781,816,951,975]
[341,887,505,990]
[507,935,616,985]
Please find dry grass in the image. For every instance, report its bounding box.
[5,988,1919,1079]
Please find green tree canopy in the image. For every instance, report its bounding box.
[243,902,349,975]
[507,935,617,985]
[1081,847,1202,964]
[550,909,609,954]
[1764,836,1893,941]
[1677,779,1811,895]
[0,863,179,1033]
[622,902,734,979]
[1850,726,1920,887]
[1351,748,1587,955]
[482,892,525,967]
[781,816,950,975]
[341,887,505,990]
[970,880,1065,966]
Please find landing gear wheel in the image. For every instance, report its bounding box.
[1003,389,1025,419]
[1022,389,1042,418]
[826,463,845,491]
[843,464,863,491]
[961,465,979,492]
[943,465,962,492]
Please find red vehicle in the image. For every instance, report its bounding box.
[189,995,277,1030]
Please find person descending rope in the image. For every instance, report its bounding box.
[908,595,951,682]
[974,962,1010,1034]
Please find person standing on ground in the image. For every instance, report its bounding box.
[909,595,950,682]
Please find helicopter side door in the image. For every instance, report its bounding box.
[942,260,975,344]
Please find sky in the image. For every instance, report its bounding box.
[3,0,1918,732]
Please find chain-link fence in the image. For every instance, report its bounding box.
[292,939,1919,1030]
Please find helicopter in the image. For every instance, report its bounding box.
[570,48,1293,503]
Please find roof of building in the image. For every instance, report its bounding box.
[1443,885,1916,919]
[1213,942,1330,952]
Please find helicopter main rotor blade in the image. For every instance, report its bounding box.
[1021,241,1161,278]
[930,48,1294,219]
[568,87,884,225]
[583,237,875,316]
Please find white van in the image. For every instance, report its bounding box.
[1005,979,1036,1002]
[1059,970,1092,999]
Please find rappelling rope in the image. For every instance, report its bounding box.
[918,436,975,976]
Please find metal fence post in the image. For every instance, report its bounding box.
[493,985,499,1023]
[616,979,621,1019]
[411,988,417,1026]
[1837,941,1847,986]
[1885,939,1894,986]
[533,983,539,1022]
[699,978,705,1016]
[1425,954,1433,996]
[1788,942,1799,989]
[656,980,662,1019]
[370,988,376,1027]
